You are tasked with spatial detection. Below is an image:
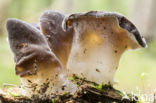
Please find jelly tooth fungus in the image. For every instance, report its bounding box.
[62,11,147,85]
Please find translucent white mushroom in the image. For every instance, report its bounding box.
[6,19,77,98]
[62,11,147,85]
[39,10,74,69]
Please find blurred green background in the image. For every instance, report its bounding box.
[0,0,156,94]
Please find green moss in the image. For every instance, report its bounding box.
[9,93,20,97]
[93,82,105,91]
[68,77,75,81]
[51,99,55,103]
[68,75,81,87]
[115,90,124,97]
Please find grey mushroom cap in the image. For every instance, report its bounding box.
[62,11,147,48]
[39,10,74,69]
[6,18,60,77]
[39,10,73,50]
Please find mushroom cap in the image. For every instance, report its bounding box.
[31,23,40,30]
[39,10,74,68]
[6,19,61,77]
[62,11,147,48]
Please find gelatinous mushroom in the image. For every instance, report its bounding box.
[6,19,76,98]
[39,10,74,69]
[62,11,147,85]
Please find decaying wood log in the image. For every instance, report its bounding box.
[0,76,137,103]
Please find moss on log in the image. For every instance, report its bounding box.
[0,76,137,103]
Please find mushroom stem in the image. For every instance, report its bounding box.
[67,18,124,85]
[20,65,76,98]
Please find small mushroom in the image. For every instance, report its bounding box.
[39,10,74,69]
[6,19,76,98]
[62,11,147,85]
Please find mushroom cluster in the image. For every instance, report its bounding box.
[6,11,147,98]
